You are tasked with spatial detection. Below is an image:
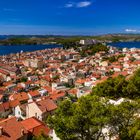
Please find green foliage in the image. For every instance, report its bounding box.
[106,70,114,76]
[102,54,125,63]
[0,37,38,45]
[64,83,74,88]
[52,75,59,80]
[112,38,120,42]
[125,69,140,99]
[20,77,28,82]
[62,42,78,49]
[108,56,117,62]
[80,43,109,57]
[32,131,51,140]
[47,96,110,140]
[128,119,140,140]
[92,69,140,99]
[108,101,140,140]
[47,95,140,140]
[47,69,140,140]
[1,34,140,46]
[92,75,128,99]
[130,57,136,62]
[67,94,78,102]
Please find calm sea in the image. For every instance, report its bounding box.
[0,44,62,55]
[108,42,140,49]
[1,42,140,56]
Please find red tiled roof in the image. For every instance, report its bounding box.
[113,65,123,69]
[0,69,9,76]
[0,117,27,140]
[21,117,41,131]
[32,125,50,136]
[0,104,5,112]
[29,90,40,97]
[75,79,86,84]
[68,89,77,95]
[0,100,20,112]
[112,71,128,78]
[43,86,52,93]
[0,95,3,100]
[21,117,50,136]
[2,102,10,111]
[3,82,13,87]
[134,60,140,65]
[50,92,66,101]
[13,92,29,102]
[0,87,6,92]
[9,100,20,108]
[36,99,57,112]
[25,81,32,85]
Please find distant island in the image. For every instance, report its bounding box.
[0,34,140,46]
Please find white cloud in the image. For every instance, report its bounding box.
[125,29,140,33]
[65,3,74,8]
[77,1,92,8]
[65,1,92,8]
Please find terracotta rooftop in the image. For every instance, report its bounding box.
[0,117,27,140]
[29,90,40,97]
[36,99,57,113]
[21,117,50,136]
[50,92,66,101]
[12,92,29,102]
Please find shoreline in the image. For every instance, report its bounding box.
[0,44,63,56]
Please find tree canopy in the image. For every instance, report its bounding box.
[47,95,140,140]
[92,69,140,100]
[80,43,109,57]
[47,69,140,140]
[32,131,51,140]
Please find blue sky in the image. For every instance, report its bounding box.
[0,0,140,35]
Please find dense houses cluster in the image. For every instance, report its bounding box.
[0,45,139,139]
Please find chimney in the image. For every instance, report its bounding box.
[0,127,3,136]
